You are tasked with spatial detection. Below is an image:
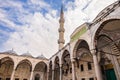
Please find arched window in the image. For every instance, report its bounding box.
[6,78,10,80]
[87,62,92,70]
[80,64,84,71]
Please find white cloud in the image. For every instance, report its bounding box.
[30,0,50,8]
[82,0,117,21]
[2,11,59,58]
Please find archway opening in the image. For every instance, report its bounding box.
[48,61,52,80]
[15,59,32,80]
[73,40,95,80]
[34,61,47,80]
[0,57,14,80]
[54,56,60,80]
[97,35,117,80]
[95,19,120,80]
[62,50,72,80]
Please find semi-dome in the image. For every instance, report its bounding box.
[21,52,33,58]
[36,54,48,60]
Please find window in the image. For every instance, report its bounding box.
[62,70,64,74]
[80,64,84,71]
[89,78,94,80]
[15,78,19,80]
[88,62,92,70]
[65,69,68,74]
[81,78,85,80]
[6,78,10,80]
[70,68,72,73]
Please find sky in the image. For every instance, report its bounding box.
[0,0,117,58]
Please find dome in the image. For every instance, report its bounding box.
[36,54,48,60]
[2,49,18,56]
[21,52,33,58]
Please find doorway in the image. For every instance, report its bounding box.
[15,78,19,80]
[105,69,116,80]
[6,78,10,80]
[35,74,40,80]
[104,64,117,80]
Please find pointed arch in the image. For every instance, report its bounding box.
[54,56,60,65]
[0,56,14,65]
[61,50,71,68]
[16,59,32,71]
[93,19,120,79]
[73,39,90,58]
[54,56,60,80]
[34,61,47,72]
[0,57,14,80]
[94,19,120,41]
[72,39,94,80]
[62,50,70,60]
[61,50,71,79]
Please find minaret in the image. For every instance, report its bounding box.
[58,5,65,50]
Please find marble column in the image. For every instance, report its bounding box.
[30,71,34,80]
[60,64,62,80]
[11,69,15,80]
[47,71,49,80]
[71,59,76,80]
[92,52,103,80]
[52,69,54,80]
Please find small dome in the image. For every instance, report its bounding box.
[2,49,17,56]
[36,54,47,60]
[21,52,33,58]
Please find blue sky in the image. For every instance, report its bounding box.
[0,0,117,58]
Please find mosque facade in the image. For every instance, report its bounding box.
[0,1,120,80]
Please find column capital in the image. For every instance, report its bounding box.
[60,64,62,68]
[91,49,97,56]
[52,69,55,71]
[30,70,34,73]
[71,58,76,63]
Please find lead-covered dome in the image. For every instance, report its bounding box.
[1,49,18,56]
[21,52,33,58]
[36,54,48,60]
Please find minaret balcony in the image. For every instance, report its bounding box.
[58,39,65,44]
[58,28,65,32]
[59,19,65,23]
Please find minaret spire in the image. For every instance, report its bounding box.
[58,5,65,50]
